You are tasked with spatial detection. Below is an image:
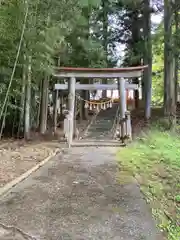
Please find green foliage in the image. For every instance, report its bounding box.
[152,22,177,104]
[119,1,144,67]
[117,129,180,239]
[0,0,108,134]
[79,0,101,8]
[152,10,180,105]
[175,195,180,203]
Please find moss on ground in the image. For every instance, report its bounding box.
[117,130,180,240]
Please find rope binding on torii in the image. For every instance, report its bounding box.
[76,94,113,111]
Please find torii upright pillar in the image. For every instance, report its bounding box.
[68,77,76,147]
[119,78,127,143]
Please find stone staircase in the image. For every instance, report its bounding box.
[82,104,119,141]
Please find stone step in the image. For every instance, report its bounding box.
[71,139,125,147]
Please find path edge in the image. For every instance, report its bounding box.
[0,148,60,198]
[79,110,99,139]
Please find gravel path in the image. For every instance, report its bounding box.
[0,147,162,240]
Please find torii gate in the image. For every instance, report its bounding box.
[53,66,148,147]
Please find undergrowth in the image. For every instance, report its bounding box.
[118,129,180,240]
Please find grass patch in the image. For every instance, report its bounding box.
[117,129,180,240]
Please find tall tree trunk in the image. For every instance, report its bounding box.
[102,0,108,98]
[131,11,141,109]
[39,77,49,134]
[53,89,58,134]
[18,53,26,137]
[143,0,152,119]
[36,80,42,128]
[24,55,32,140]
[79,7,91,119]
[39,13,51,134]
[164,0,176,128]
[0,100,8,139]
[31,88,37,129]
[174,0,179,103]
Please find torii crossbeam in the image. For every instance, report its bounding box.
[54,66,147,78]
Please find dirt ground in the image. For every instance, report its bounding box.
[0,140,60,188]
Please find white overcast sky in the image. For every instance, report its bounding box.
[152,13,162,24]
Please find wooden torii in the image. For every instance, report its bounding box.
[53,66,148,147]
